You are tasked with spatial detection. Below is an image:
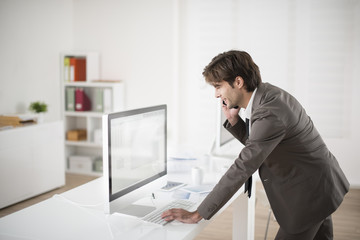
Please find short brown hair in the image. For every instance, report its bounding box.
[202,50,262,92]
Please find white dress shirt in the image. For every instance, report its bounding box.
[240,88,257,135]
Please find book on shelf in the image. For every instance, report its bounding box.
[74,57,86,81]
[69,58,75,82]
[66,87,75,111]
[94,88,103,112]
[75,88,91,111]
[67,56,86,82]
[64,57,71,82]
[94,88,112,113]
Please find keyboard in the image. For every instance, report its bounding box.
[142,199,196,225]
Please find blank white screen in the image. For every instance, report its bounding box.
[110,109,166,195]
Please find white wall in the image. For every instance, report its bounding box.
[71,0,174,109]
[0,0,73,122]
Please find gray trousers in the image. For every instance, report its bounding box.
[275,215,333,240]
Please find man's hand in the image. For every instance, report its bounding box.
[222,104,240,126]
[161,209,203,224]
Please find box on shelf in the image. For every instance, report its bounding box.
[69,155,95,173]
[67,129,87,141]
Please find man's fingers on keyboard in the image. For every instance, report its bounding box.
[162,208,182,221]
[161,209,175,221]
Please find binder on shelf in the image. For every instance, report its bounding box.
[66,87,75,111]
[93,157,103,172]
[69,57,75,82]
[75,88,91,111]
[64,57,71,82]
[94,88,103,112]
[69,57,86,82]
[103,88,112,113]
[74,57,86,81]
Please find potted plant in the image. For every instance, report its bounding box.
[29,101,48,123]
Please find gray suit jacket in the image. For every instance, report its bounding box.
[197,82,349,234]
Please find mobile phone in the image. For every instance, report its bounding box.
[223,100,239,109]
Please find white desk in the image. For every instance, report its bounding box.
[0,168,255,240]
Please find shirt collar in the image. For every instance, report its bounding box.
[244,88,257,120]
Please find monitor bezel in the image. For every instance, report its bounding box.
[106,105,167,202]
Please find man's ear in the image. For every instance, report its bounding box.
[235,76,244,89]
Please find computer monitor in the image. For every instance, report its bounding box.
[102,105,167,217]
[212,100,244,159]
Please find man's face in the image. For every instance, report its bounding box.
[213,80,241,109]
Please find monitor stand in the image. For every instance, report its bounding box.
[117,204,156,218]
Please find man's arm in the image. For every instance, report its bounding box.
[198,112,286,220]
[161,209,203,224]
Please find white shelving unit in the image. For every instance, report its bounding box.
[60,52,124,176]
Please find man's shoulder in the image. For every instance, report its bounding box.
[259,82,284,93]
[253,83,298,116]
[254,83,282,107]
[256,82,294,103]
[253,82,304,125]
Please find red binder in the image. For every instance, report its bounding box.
[75,88,91,111]
[69,57,86,82]
[74,58,86,81]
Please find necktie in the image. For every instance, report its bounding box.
[244,118,252,198]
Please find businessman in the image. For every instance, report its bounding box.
[162,50,349,239]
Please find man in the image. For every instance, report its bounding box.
[161,50,349,239]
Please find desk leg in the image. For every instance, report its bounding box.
[232,186,256,240]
